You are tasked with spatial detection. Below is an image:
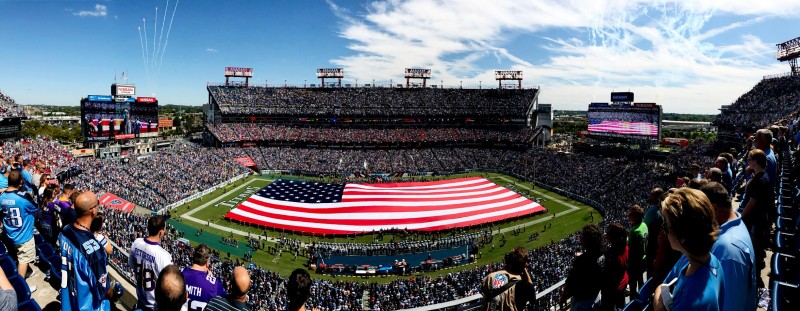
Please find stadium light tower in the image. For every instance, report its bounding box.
[776,36,800,76]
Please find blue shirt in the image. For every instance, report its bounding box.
[183,267,228,310]
[0,189,37,244]
[0,174,7,189]
[20,170,32,186]
[664,255,725,311]
[722,168,733,192]
[764,148,777,187]
[59,225,110,311]
[711,212,756,311]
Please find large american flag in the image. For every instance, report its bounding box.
[224,177,545,235]
[588,120,658,136]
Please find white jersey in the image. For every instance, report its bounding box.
[129,238,173,310]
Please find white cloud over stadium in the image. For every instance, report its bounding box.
[328,0,800,114]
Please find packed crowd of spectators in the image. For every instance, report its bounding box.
[207,124,534,145]
[0,90,26,118]
[208,86,537,116]
[65,142,251,210]
[714,75,800,129]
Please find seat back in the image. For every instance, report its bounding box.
[8,274,31,302]
[0,254,17,275]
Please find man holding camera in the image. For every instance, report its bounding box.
[481,246,536,311]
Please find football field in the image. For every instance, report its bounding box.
[167,173,596,281]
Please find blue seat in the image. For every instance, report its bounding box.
[17,299,43,311]
[777,214,800,233]
[0,255,16,275]
[637,278,654,304]
[771,280,799,311]
[772,252,799,284]
[621,299,645,311]
[775,231,799,256]
[8,274,31,302]
[33,233,45,247]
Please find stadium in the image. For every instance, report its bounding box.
[2,3,800,311]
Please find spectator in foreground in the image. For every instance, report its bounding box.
[90,211,113,255]
[59,191,110,311]
[560,225,604,310]
[0,267,16,310]
[627,205,647,300]
[482,246,536,311]
[0,170,38,292]
[183,244,227,309]
[288,269,314,311]
[643,188,664,278]
[741,148,772,289]
[654,188,722,311]
[601,222,628,311]
[155,264,188,311]
[129,215,174,311]
[206,266,251,311]
[700,182,756,311]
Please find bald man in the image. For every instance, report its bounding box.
[155,265,188,311]
[59,191,111,311]
[205,266,251,311]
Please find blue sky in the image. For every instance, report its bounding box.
[0,0,798,114]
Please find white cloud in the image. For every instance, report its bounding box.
[327,0,800,113]
[205,48,218,53]
[73,4,107,17]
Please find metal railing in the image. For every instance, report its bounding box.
[763,72,794,80]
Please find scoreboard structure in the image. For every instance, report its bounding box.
[404,68,431,88]
[316,68,344,88]
[495,70,523,89]
[224,67,253,87]
[586,94,662,141]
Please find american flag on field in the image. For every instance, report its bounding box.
[224,177,545,235]
[588,120,658,136]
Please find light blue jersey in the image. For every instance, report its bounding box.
[1,189,37,244]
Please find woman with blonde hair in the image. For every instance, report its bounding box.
[654,187,723,311]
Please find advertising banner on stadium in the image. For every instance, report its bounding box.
[111,84,136,96]
[99,193,135,213]
[81,95,159,142]
[235,157,256,167]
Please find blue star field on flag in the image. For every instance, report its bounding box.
[257,179,345,203]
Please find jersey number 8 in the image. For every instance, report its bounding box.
[134,262,156,291]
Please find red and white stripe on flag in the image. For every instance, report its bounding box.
[225,177,545,235]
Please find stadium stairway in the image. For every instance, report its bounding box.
[361,290,371,310]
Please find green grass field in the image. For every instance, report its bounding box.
[167,173,597,282]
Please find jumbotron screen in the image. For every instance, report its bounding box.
[80,95,159,142]
[586,103,661,139]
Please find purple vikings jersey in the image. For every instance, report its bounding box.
[183,267,228,311]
